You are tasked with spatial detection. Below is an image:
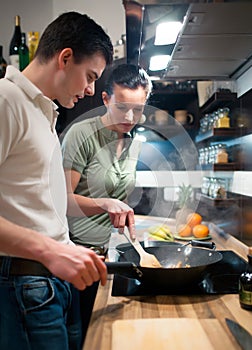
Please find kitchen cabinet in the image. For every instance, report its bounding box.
[193,90,252,246]
[199,91,237,115]
[196,128,247,171]
[195,92,243,206]
[195,91,240,143]
[145,81,200,139]
[195,91,247,171]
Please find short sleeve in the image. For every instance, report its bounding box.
[61,123,90,174]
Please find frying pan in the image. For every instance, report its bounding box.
[106,241,222,289]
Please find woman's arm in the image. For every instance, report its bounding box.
[65,169,136,239]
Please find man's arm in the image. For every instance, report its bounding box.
[0,216,107,289]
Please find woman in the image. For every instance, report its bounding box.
[62,64,152,247]
[61,63,152,343]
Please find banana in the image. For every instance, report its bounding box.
[149,233,168,241]
[147,225,160,234]
[148,224,174,241]
[161,224,172,234]
[148,225,166,234]
[149,229,168,240]
[148,224,174,240]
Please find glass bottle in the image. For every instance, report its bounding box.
[9,15,22,69]
[0,45,7,78]
[239,247,252,310]
[28,31,39,62]
[19,33,29,71]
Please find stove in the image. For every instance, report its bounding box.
[111,251,247,296]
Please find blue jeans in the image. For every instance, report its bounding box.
[0,263,82,350]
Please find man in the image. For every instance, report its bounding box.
[0,11,113,350]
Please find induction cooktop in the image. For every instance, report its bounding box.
[111,250,248,296]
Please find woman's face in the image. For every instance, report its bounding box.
[102,83,147,134]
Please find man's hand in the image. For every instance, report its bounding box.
[0,216,106,291]
[41,242,107,290]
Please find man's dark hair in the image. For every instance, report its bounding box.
[104,64,152,99]
[34,11,113,65]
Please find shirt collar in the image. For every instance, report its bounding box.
[5,66,59,131]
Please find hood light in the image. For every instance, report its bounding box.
[154,21,183,45]
[149,55,171,71]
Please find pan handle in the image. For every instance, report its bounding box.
[105,261,143,278]
[190,240,216,250]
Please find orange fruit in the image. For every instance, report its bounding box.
[186,212,202,227]
[192,224,209,238]
[178,224,192,237]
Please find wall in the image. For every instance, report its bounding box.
[0,0,125,62]
[52,0,125,45]
[0,0,53,60]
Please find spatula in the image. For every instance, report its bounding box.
[123,230,162,268]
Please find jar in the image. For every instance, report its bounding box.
[198,148,205,165]
[201,177,210,195]
[216,144,228,163]
[216,108,230,128]
[208,145,215,164]
[208,178,216,198]
[203,147,209,165]
[215,178,227,199]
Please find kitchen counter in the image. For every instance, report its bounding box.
[82,215,252,350]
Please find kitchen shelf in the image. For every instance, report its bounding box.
[198,193,240,207]
[195,127,248,143]
[200,92,237,114]
[198,162,241,171]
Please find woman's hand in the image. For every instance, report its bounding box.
[102,198,136,240]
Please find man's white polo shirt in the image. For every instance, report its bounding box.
[0,66,70,248]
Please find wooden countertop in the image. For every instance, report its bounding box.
[83,215,252,350]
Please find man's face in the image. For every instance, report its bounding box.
[55,53,106,108]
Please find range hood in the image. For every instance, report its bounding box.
[123,0,252,80]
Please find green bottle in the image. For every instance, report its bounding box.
[19,32,29,71]
[9,15,22,69]
[239,247,252,310]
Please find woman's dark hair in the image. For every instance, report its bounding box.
[104,64,153,99]
[34,12,113,65]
